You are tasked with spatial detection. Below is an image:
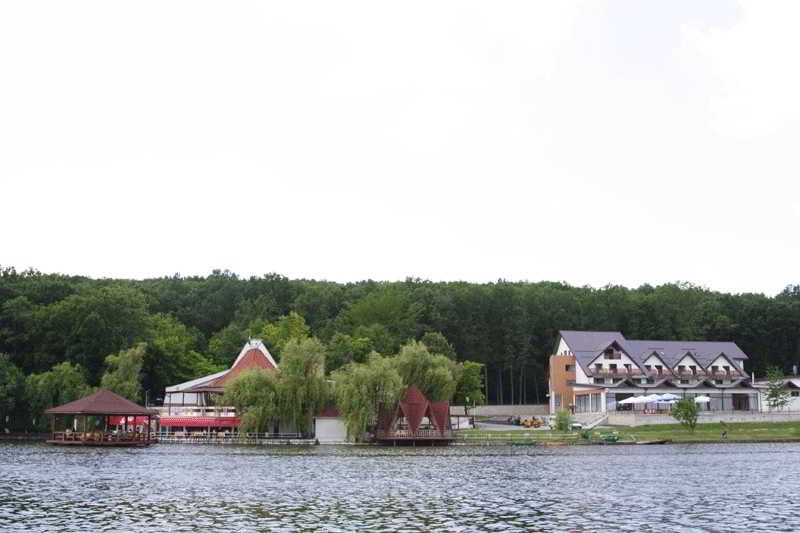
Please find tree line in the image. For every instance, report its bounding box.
[2,266,800,430]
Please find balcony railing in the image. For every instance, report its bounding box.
[675,370,706,377]
[591,369,644,377]
[50,431,152,443]
[375,429,454,440]
[155,406,237,417]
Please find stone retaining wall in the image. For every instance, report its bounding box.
[450,404,549,417]
[608,411,800,427]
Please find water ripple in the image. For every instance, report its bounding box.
[1,442,800,532]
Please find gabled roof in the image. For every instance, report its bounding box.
[166,369,229,393]
[165,339,278,393]
[45,389,157,416]
[210,340,277,387]
[557,330,749,375]
[672,351,702,369]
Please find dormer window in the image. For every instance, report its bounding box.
[595,363,602,371]
[609,364,617,371]
[645,364,652,371]
[624,364,632,373]
[689,365,697,375]
[724,365,730,374]
[711,365,719,374]
[678,365,686,373]
[655,365,663,375]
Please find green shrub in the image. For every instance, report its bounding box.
[554,408,573,432]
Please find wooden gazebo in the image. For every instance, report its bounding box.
[374,387,454,445]
[45,389,158,447]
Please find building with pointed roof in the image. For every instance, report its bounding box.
[158,339,278,432]
[162,339,277,410]
[549,330,757,416]
[374,387,453,444]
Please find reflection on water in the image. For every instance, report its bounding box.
[2,442,800,532]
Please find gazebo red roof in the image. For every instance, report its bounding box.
[45,389,157,416]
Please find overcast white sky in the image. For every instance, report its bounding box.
[2,1,798,295]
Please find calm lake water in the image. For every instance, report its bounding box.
[2,441,800,532]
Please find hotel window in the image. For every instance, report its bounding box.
[655,365,663,375]
[609,364,617,372]
[595,363,602,371]
[554,393,562,408]
[680,379,689,384]
[644,364,652,371]
[591,393,601,412]
[646,377,655,384]
[624,364,632,373]
[565,364,575,372]
[711,365,719,373]
[690,365,697,375]
[678,365,686,373]
[792,391,799,397]
[594,377,605,384]
[723,366,730,374]
[715,379,723,385]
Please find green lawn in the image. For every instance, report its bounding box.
[458,421,800,443]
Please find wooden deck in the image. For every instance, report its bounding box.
[374,429,455,444]
[47,431,154,447]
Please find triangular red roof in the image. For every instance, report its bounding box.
[399,386,429,433]
[429,402,451,433]
[211,348,277,387]
[45,389,157,416]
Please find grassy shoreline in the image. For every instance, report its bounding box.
[458,421,800,445]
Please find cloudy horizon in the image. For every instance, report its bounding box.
[2,1,798,296]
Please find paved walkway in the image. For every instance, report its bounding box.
[474,422,550,431]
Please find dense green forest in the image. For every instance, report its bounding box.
[1,266,800,430]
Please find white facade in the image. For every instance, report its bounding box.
[314,417,348,443]
[555,338,572,356]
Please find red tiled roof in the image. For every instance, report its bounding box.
[45,389,157,416]
[211,348,276,387]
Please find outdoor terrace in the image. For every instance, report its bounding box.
[48,430,153,446]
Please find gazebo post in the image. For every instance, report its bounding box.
[51,415,55,439]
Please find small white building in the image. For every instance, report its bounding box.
[751,377,800,412]
[314,406,348,444]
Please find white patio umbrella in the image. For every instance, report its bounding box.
[642,394,663,403]
[618,396,642,405]
[694,395,712,403]
[657,393,681,401]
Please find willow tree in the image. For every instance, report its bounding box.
[332,353,403,441]
[394,340,459,402]
[100,343,146,401]
[278,337,327,436]
[221,370,280,434]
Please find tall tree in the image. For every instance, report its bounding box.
[100,343,146,402]
[26,362,89,430]
[278,337,328,436]
[0,353,26,430]
[221,370,280,434]
[332,353,403,441]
